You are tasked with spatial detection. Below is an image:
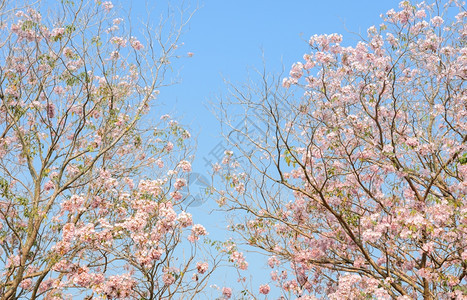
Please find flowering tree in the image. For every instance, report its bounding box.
[215,0,466,299]
[0,1,218,299]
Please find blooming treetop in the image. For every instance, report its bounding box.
[215,0,467,299]
[0,0,217,299]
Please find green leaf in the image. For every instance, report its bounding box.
[459,153,467,165]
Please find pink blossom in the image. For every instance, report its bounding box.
[168,190,181,201]
[222,287,232,299]
[192,224,207,236]
[150,248,164,260]
[163,273,175,285]
[76,223,96,243]
[5,85,19,98]
[196,261,209,274]
[374,287,391,300]
[353,256,366,268]
[283,279,298,292]
[431,16,444,27]
[461,250,467,261]
[178,160,192,172]
[156,159,164,168]
[121,214,147,232]
[382,144,394,154]
[51,27,65,38]
[102,1,114,12]
[51,240,71,255]
[289,62,304,79]
[138,179,163,196]
[188,224,207,242]
[44,180,55,191]
[110,37,127,47]
[212,163,221,173]
[230,250,248,270]
[110,51,120,60]
[165,142,174,152]
[328,274,362,299]
[130,38,144,50]
[46,102,55,118]
[177,211,193,227]
[181,129,191,139]
[101,274,136,298]
[53,86,64,95]
[72,267,94,287]
[259,284,270,294]
[362,229,382,243]
[173,178,186,190]
[282,77,297,88]
[62,223,75,242]
[447,275,460,287]
[270,270,278,281]
[38,278,55,294]
[66,164,80,176]
[61,195,85,213]
[422,241,435,254]
[52,259,71,272]
[405,137,419,147]
[19,278,32,290]
[415,9,426,19]
[268,255,279,268]
[417,268,434,281]
[27,8,42,22]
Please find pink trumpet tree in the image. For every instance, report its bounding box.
[216,0,467,299]
[0,1,217,299]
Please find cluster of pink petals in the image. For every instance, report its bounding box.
[229,250,248,270]
[222,287,232,299]
[259,284,270,295]
[196,261,209,274]
[188,224,208,242]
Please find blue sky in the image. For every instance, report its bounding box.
[157,0,401,169]
[130,0,402,296]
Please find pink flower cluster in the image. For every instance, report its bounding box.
[71,267,104,288]
[222,287,232,299]
[188,224,208,242]
[196,261,209,274]
[230,250,248,270]
[61,195,86,213]
[259,284,270,295]
[177,211,193,227]
[100,274,136,299]
[101,1,114,12]
[178,160,192,172]
[130,37,144,50]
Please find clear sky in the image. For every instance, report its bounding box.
[126,0,402,296]
[156,0,401,170]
